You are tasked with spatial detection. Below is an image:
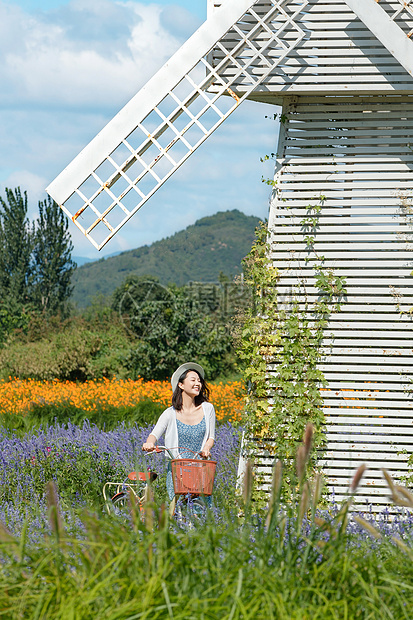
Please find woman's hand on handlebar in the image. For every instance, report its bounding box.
[143,433,158,452]
[200,438,214,459]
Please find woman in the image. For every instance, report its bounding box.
[142,362,215,502]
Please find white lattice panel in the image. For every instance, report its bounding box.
[210,0,413,99]
[47,0,308,250]
[262,95,413,508]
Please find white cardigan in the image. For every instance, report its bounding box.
[150,402,216,458]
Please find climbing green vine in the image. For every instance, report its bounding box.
[237,198,347,491]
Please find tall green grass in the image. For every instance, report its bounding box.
[0,488,411,619]
[0,425,412,619]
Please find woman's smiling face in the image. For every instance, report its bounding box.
[179,370,202,397]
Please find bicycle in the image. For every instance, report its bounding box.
[102,446,164,516]
[103,445,216,520]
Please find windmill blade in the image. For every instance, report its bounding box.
[344,0,413,77]
[46,0,308,249]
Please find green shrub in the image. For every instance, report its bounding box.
[0,328,100,381]
[0,298,239,382]
[0,323,132,381]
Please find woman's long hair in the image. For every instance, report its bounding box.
[172,369,210,411]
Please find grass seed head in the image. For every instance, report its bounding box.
[303,423,314,459]
[296,445,306,482]
[392,485,413,508]
[353,515,382,540]
[312,473,323,508]
[272,459,283,498]
[382,468,397,498]
[46,480,63,536]
[350,464,366,493]
[392,536,412,554]
[144,485,154,531]
[298,482,310,523]
[0,520,14,544]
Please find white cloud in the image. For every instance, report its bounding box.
[0,0,193,109]
[0,0,280,259]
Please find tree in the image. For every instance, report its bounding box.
[112,275,236,380]
[31,195,76,316]
[0,187,33,306]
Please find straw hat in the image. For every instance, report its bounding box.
[171,362,205,392]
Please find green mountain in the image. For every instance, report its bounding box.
[71,209,261,308]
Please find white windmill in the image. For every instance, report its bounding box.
[47,0,413,507]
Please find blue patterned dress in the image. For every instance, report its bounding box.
[166,415,207,500]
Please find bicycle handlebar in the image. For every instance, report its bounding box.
[143,445,208,460]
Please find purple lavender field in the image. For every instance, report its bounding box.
[1,415,412,549]
[0,421,242,540]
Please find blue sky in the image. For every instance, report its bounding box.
[1,0,280,258]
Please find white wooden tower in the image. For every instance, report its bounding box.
[47,0,413,507]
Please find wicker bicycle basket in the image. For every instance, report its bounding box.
[171,458,217,495]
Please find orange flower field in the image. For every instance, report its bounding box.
[0,377,245,422]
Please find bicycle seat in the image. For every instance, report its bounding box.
[128,471,158,482]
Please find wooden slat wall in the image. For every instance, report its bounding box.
[209,0,413,97]
[209,0,413,507]
[265,95,413,508]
